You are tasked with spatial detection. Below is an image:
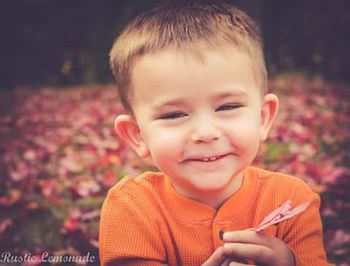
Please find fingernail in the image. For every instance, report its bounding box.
[219,230,224,240]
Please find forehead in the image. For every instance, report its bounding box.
[129,45,260,104]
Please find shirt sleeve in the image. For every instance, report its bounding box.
[279,180,334,266]
[99,179,167,266]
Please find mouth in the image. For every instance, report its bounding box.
[185,154,228,163]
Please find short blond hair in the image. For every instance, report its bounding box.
[110,1,267,114]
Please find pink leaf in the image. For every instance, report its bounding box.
[253,200,311,232]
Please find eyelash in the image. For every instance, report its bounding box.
[216,103,242,111]
[158,112,187,120]
[158,104,242,120]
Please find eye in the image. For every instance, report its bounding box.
[216,103,242,112]
[158,111,187,120]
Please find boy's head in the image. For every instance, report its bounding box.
[110,0,267,114]
[111,1,279,208]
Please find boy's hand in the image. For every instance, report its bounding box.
[201,247,226,266]
[221,230,295,266]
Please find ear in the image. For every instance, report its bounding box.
[259,93,279,141]
[114,114,150,158]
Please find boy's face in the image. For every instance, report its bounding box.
[116,46,278,207]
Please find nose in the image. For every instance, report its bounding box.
[191,117,221,144]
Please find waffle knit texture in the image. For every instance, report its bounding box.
[99,166,331,265]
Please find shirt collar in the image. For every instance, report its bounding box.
[159,167,259,223]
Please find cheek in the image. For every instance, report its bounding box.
[143,129,184,161]
[226,115,261,145]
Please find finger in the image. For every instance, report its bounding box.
[221,258,249,266]
[222,230,273,247]
[201,247,226,266]
[228,261,249,266]
[220,258,232,266]
[222,242,273,265]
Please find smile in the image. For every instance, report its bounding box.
[189,154,227,162]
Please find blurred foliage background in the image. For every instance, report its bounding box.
[0,0,349,265]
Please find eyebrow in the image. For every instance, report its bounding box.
[153,99,186,112]
[213,90,249,100]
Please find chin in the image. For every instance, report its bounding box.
[192,174,234,191]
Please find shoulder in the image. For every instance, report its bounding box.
[106,171,165,196]
[103,171,165,208]
[249,166,314,191]
[99,171,166,249]
[100,171,166,224]
[99,172,168,265]
[247,166,319,203]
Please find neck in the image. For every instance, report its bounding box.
[172,173,244,210]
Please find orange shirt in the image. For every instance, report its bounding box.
[99,167,331,265]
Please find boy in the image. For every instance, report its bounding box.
[100,1,331,265]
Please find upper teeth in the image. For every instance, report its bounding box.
[200,156,218,162]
